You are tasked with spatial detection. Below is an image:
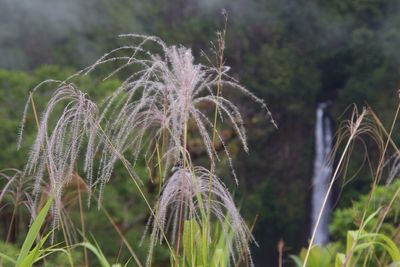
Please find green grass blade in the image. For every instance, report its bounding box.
[123,258,132,267]
[0,251,17,264]
[289,255,304,267]
[77,242,111,267]
[37,247,74,267]
[19,232,51,267]
[16,193,53,266]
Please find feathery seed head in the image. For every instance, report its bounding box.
[23,83,99,226]
[89,35,274,183]
[145,166,254,266]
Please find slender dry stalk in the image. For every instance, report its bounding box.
[0,169,26,206]
[234,214,259,267]
[0,169,32,242]
[303,107,370,267]
[77,177,89,266]
[66,173,145,266]
[349,101,400,266]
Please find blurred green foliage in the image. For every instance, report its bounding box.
[330,180,400,246]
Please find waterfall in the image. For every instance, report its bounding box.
[311,102,333,245]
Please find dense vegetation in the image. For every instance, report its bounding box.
[1,0,400,266]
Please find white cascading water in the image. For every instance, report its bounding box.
[311,102,333,245]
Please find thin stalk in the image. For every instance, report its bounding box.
[303,138,353,266]
[92,117,177,265]
[173,145,208,265]
[73,173,144,267]
[373,102,399,184]
[361,186,400,266]
[0,174,16,205]
[99,198,143,267]
[160,92,168,184]
[29,92,41,131]
[370,108,399,153]
[175,120,189,261]
[302,111,366,267]
[234,214,258,267]
[6,205,17,242]
[78,183,89,266]
[189,200,194,267]
[58,212,72,249]
[343,105,400,267]
[156,143,162,196]
[115,240,124,265]
[374,186,400,234]
[357,102,400,266]
[0,173,17,265]
[204,14,228,261]
[176,188,185,260]
[207,13,227,212]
